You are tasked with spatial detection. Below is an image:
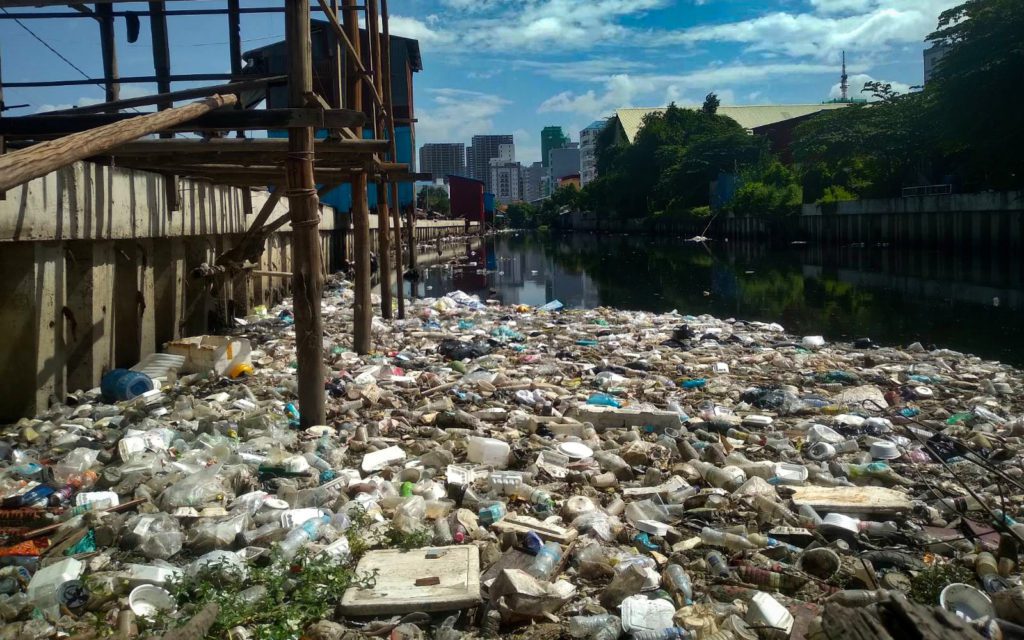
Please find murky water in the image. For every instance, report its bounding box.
[406,231,1024,366]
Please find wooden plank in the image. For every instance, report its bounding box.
[3,108,367,136]
[0,94,236,193]
[34,76,286,116]
[3,72,245,89]
[100,137,387,155]
[1,0,195,5]
[339,546,481,615]
[790,485,912,516]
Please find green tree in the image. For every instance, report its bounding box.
[702,92,720,116]
[416,185,450,216]
[505,202,537,229]
[927,0,1024,190]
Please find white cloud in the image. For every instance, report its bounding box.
[537,62,839,120]
[512,57,655,82]
[829,73,913,99]
[416,88,510,144]
[652,0,958,60]
[513,128,542,166]
[35,97,104,114]
[389,15,457,49]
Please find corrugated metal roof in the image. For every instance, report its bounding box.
[614,104,851,143]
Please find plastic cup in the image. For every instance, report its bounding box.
[128,585,176,619]
[940,583,995,621]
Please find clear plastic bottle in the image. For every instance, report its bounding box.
[527,542,562,580]
[277,515,328,561]
[631,628,690,640]
[700,527,756,550]
[663,564,694,605]
[705,550,731,578]
[434,517,454,545]
[567,614,621,640]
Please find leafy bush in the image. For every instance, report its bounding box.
[816,185,857,204]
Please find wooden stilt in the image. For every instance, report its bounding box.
[366,0,392,319]
[96,3,119,106]
[344,0,372,354]
[285,0,326,427]
[380,0,404,317]
[148,1,179,212]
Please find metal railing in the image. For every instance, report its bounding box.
[902,184,953,197]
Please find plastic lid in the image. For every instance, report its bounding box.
[556,441,594,459]
[869,441,900,460]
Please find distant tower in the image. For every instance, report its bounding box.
[840,51,849,101]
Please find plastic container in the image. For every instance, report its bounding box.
[26,557,84,616]
[277,516,329,561]
[165,335,252,376]
[128,585,177,619]
[869,441,900,460]
[940,583,995,621]
[567,614,621,640]
[621,595,676,634]
[467,437,511,468]
[746,591,794,634]
[100,369,155,402]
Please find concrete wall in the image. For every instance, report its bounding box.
[0,162,478,423]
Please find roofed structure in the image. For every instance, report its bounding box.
[612,104,851,144]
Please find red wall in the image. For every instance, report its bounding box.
[448,175,485,222]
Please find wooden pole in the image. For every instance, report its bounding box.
[285,0,327,427]
[148,1,179,211]
[329,0,348,271]
[366,0,392,319]
[0,47,7,201]
[0,94,235,193]
[227,0,244,139]
[380,0,404,318]
[344,0,372,354]
[96,3,119,105]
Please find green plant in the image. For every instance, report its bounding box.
[816,185,856,204]
[909,562,974,605]
[156,553,377,640]
[385,524,433,550]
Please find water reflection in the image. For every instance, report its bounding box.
[408,231,1024,366]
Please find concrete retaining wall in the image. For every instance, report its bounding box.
[0,162,476,422]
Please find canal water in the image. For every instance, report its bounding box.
[407,231,1024,366]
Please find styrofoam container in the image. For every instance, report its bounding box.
[746,591,794,634]
[124,563,184,587]
[636,520,670,537]
[940,583,995,621]
[467,437,510,468]
[620,594,676,633]
[280,508,325,528]
[556,441,594,459]
[446,465,477,486]
[361,445,407,473]
[165,335,252,376]
[129,585,176,619]
[772,462,808,485]
[822,512,861,535]
[870,440,901,460]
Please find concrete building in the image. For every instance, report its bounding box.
[579,119,608,186]
[467,134,514,193]
[541,126,568,168]
[419,143,466,181]
[489,161,523,204]
[924,43,952,85]
[549,143,581,188]
[523,162,545,202]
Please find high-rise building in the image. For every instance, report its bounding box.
[549,143,580,185]
[467,134,514,193]
[418,143,466,181]
[923,43,951,85]
[489,160,523,204]
[541,126,569,167]
[579,119,608,186]
[523,162,545,202]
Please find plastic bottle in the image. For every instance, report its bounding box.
[587,393,622,408]
[798,504,823,528]
[825,589,890,607]
[567,614,621,640]
[527,542,562,580]
[277,515,328,561]
[701,527,756,550]
[478,502,506,526]
[2,485,55,508]
[631,627,690,640]
[663,564,694,606]
[434,517,454,545]
[303,452,332,472]
[705,550,731,578]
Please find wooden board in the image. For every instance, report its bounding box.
[339,545,480,615]
[790,486,912,516]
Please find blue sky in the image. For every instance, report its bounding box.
[1,0,955,165]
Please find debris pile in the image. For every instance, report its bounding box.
[1,279,1022,640]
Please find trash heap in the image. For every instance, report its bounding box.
[2,279,1023,640]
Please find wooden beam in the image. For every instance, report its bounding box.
[0,94,236,193]
[96,3,119,105]
[34,76,286,117]
[4,108,367,137]
[102,138,387,155]
[315,0,384,112]
[4,72,249,89]
[345,0,372,355]
[285,0,327,427]
[381,0,403,318]
[148,1,177,210]
[1,0,195,5]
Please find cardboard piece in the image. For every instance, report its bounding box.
[339,545,480,615]
[489,515,578,544]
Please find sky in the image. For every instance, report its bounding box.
[0,0,957,165]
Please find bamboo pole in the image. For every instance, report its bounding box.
[0,94,235,193]
[285,0,327,427]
